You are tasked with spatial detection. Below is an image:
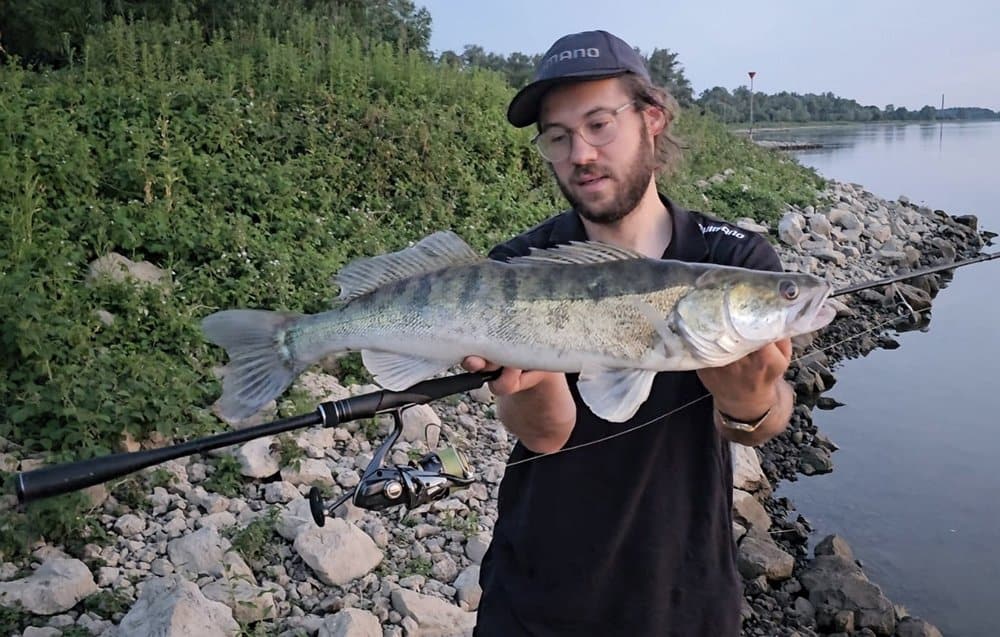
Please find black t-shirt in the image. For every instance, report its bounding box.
[474,195,783,637]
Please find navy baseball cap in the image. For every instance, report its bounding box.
[507,30,650,128]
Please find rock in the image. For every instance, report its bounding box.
[829,208,862,230]
[167,526,226,577]
[277,497,316,541]
[793,595,816,620]
[890,283,932,312]
[453,565,482,610]
[293,518,384,586]
[235,436,281,478]
[800,446,834,475]
[896,617,944,637]
[202,578,278,624]
[878,249,908,263]
[732,521,747,543]
[815,534,855,562]
[0,557,97,615]
[188,486,229,514]
[197,511,238,530]
[732,489,771,536]
[465,534,490,564]
[23,628,62,637]
[88,252,170,289]
[113,513,146,538]
[808,214,833,238]
[391,588,477,637]
[779,213,806,247]
[953,214,978,231]
[800,555,895,635]
[731,443,766,492]
[295,371,351,403]
[264,481,302,504]
[812,248,847,266]
[281,458,335,488]
[866,223,892,243]
[115,576,239,637]
[401,404,442,444]
[736,217,769,234]
[737,535,795,581]
[317,608,382,637]
[431,554,459,583]
[816,396,846,410]
[468,385,494,405]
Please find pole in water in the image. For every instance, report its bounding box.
[832,250,1000,298]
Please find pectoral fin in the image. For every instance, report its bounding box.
[361,350,454,390]
[576,366,659,423]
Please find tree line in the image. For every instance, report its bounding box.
[438,45,997,124]
[3,2,995,124]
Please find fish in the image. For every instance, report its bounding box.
[201,231,836,423]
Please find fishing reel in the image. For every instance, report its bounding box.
[308,406,474,526]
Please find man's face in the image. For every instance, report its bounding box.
[537,78,659,224]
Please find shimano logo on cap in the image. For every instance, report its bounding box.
[544,48,601,67]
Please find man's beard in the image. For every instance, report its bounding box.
[555,129,656,225]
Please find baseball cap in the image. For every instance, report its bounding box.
[507,30,650,128]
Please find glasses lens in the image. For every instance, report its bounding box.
[536,129,570,162]
[581,114,617,147]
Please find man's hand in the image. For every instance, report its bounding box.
[461,356,554,396]
[696,338,794,446]
[461,356,576,453]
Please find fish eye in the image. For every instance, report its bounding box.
[779,280,799,301]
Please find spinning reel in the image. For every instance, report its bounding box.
[308,405,475,526]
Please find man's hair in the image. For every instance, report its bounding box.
[619,74,684,177]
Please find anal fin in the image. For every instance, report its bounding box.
[577,366,659,423]
[362,349,454,390]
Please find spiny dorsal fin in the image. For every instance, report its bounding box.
[508,241,647,266]
[334,231,482,302]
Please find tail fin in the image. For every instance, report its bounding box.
[201,309,305,421]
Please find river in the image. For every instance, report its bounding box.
[754,120,1000,637]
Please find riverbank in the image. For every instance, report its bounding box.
[737,178,991,637]
[0,178,991,636]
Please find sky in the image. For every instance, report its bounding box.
[416,1,999,111]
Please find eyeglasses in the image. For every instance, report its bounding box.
[531,101,637,163]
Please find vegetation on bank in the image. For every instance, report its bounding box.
[0,6,823,558]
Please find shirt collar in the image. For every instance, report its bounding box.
[550,193,710,262]
[660,194,709,262]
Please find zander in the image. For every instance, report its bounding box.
[202,231,835,423]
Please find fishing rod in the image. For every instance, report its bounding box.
[12,249,998,519]
[15,370,500,526]
[831,250,1000,297]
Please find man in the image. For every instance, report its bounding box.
[463,30,794,636]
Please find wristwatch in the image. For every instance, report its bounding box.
[716,406,772,433]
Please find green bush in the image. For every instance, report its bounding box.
[0,8,822,554]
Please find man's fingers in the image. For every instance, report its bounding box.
[775,337,792,361]
[461,356,501,373]
[489,366,525,396]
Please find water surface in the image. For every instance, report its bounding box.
[754,121,1000,637]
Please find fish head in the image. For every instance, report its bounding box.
[720,269,836,343]
[674,267,836,366]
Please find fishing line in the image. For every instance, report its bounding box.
[503,303,919,469]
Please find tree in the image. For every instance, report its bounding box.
[645,48,693,106]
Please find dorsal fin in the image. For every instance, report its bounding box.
[508,240,647,266]
[334,231,482,302]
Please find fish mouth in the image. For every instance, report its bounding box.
[787,283,836,334]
